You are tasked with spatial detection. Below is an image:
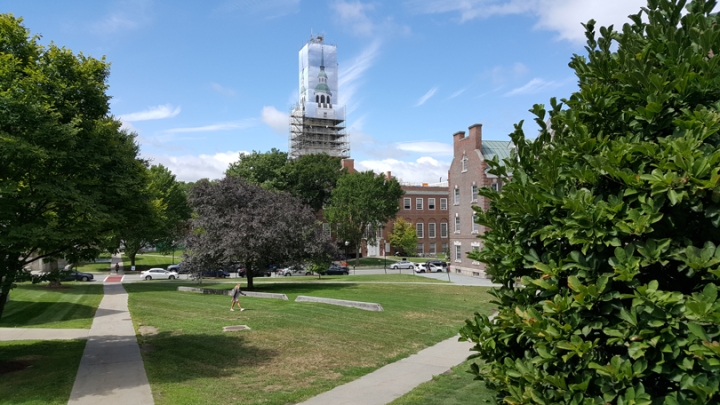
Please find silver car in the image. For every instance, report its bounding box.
[390,260,415,270]
[140,268,179,280]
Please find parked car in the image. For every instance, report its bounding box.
[425,260,448,271]
[414,263,428,273]
[390,260,415,270]
[201,269,229,278]
[278,265,312,276]
[64,270,94,282]
[167,263,188,273]
[141,268,179,280]
[320,264,349,275]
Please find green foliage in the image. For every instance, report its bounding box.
[460,1,720,403]
[325,171,404,267]
[388,218,418,256]
[0,14,146,317]
[225,148,288,189]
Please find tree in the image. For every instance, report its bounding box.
[388,218,417,257]
[461,1,720,403]
[184,177,336,289]
[0,15,147,317]
[226,150,343,211]
[117,164,191,267]
[324,171,404,268]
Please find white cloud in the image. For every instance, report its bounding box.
[339,40,381,114]
[210,82,236,97]
[513,62,529,77]
[92,0,152,34]
[331,1,376,36]
[396,141,453,156]
[357,157,450,184]
[447,88,466,99]
[145,151,247,182]
[119,104,181,122]
[261,106,289,135]
[405,0,649,44]
[164,120,256,134]
[504,78,561,96]
[415,87,438,106]
[214,0,300,19]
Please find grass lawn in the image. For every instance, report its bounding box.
[123,252,182,272]
[125,282,493,405]
[0,283,103,328]
[0,340,87,405]
[389,359,496,405]
[249,274,448,284]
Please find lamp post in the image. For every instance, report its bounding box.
[344,240,349,268]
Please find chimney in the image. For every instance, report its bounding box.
[469,124,482,150]
[341,158,355,173]
[452,131,466,142]
[386,171,392,180]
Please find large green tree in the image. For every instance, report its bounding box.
[225,148,288,190]
[324,171,404,268]
[388,218,417,257]
[0,15,147,317]
[461,1,720,403]
[118,164,192,267]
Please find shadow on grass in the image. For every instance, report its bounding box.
[0,301,103,328]
[11,283,105,295]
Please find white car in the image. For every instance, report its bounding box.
[141,268,179,280]
[414,263,444,273]
[390,260,415,270]
[278,266,312,276]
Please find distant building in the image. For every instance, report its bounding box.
[448,124,513,277]
[289,35,349,159]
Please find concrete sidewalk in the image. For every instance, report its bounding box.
[0,328,89,341]
[297,335,474,405]
[68,282,153,405]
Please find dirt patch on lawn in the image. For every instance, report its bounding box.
[139,326,159,336]
[0,360,31,375]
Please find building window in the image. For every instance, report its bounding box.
[404,198,411,210]
[472,214,479,233]
[416,198,423,210]
[416,223,424,238]
[428,198,436,210]
[455,215,460,233]
[472,184,478,202]
[440,198,448,210]
[430,243,436,254]
[442,242,449,255]
[491,183,499,192]
[455,245,462,261]
[461,153,468,172]
[440,223,448,238]
[454,188,460,205]
[417,243,425,255]
[428,223,436,238]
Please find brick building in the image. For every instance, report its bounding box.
[448,124,512,277]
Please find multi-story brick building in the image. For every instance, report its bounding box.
[448,124,512,277]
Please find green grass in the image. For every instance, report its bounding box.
[389,359,496,405]
[0,340,87,405]
[125,282,493,405]
[123,252,182,271]
[0,283,103,328]
[249,274,448,283]
[76,260,112,272]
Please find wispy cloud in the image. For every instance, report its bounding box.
[92,0,152,34]
[339,40,381,114]
[119,104,181,122]
[214,0,300,19]
[503,77,571,96]
[447,88,466,100]
[331,1,376,36]
[415,87,438,106]
[261,106,289,135]
[145,150,248,182]
[164,120,256,134]
[404,0,649,44]
[396,141,453,156]
[210,82,236,97]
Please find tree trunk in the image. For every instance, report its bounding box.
[0,291,8,321]
[247,268,254,289]
[0,256,21,320]
[354,242,360,270]
[129,252,137,268]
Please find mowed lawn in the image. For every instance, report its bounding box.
[125,281,494,405]
[123,252,181,271]
[0,283,104,329]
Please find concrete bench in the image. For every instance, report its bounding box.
[295,296,383,312]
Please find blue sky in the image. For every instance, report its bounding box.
[6,0,655,183]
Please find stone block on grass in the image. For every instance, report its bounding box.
[295,296,384,312]
[177,286,288,300]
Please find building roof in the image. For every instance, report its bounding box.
[481,140,513,162]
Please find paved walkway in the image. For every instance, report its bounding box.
[67,282,153,405]
[0,328,89,341]
[298,336,474,405]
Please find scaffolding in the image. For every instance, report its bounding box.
[289,104,350,159]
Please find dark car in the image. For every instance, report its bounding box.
[320,264,349,276]
[64,270,94,282]
[202,269,229,278]
[167,263,188,273]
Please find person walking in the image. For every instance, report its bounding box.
[114,263,120,274]
[230,283,246,311]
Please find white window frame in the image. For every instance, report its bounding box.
[454,188,460,205]
[440,198,448,210]
[472,184,478,202]
[440,223,448,238]
[416,198,423,210]
[404,197,411,210]
[461,154,468,172]
[491,183,499,192]
[455,245,462,261]
[417,243,425,255]
[472,214,479,234]
[442,242,449,255]
[428,198,436,210]
[454,215,460,233]
[429,243,436,255]
[428,223,436,238]
[416,222,424,238]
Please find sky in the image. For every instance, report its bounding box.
[6,0,660,183]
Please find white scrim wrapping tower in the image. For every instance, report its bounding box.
[289,35,349,159]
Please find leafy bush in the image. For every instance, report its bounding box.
[461,1,720,404]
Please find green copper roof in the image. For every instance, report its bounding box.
[318,69,327,78]
[481,140,513,163]
[315,83,331,93]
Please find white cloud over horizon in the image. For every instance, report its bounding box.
[261,106,289,135]
[145,150,247,182]
[396,141,453,156]
[357,157,450,183]
[119,104,181,122]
